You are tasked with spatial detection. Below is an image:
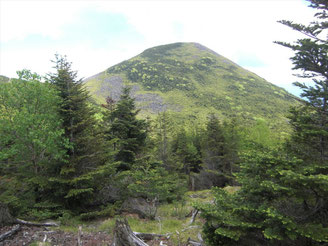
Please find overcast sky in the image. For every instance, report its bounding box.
[0,0,316,96]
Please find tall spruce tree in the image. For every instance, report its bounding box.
[47,55,106,209]
[171,128,202,174]
[197,1,328,245]
[106,87,148,171]
[153,111,172,169]
[276,0,328,162]
[202,114,230,178]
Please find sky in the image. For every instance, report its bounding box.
[0,0,317,96]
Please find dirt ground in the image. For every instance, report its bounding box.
[0,225,112,246]
[0,225,174,246]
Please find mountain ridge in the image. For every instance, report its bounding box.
[84,42,299,131]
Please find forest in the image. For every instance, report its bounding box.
[0,0,327,245]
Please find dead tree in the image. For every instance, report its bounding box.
[112,218,148,246]
[188,209,199,225]
[0,203,14,227]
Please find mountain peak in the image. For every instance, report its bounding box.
[84,42,299,131]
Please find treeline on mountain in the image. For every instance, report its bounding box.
[0,0,327,245]
[0,61,246,216]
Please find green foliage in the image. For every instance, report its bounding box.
[198,149,328,245]
[118,59,195,92]
[151,111,175,169]
[122,162,187,202]
[202,114,231,180]
[0,75,10,84]
[241,118,282,149]
[171,127,202,174]
[105,87,148,170]
[79,204,118,221]
[0,70,68,216]
[47,55,111,211]
[276,0,327,163]
[198,2,328,245]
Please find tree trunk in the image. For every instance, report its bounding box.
[0,203,14,227]
[112,218,148,246]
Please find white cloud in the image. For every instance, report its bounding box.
[0,0,318,96]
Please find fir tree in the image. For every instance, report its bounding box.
[171,128,202,174]
[202,114,230,178]
[276,0,328,162]
[47,55,107,209]
[153,111,172,169]
[197,1,328,245]
[106,87,148,171]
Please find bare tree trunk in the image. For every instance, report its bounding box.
[188,209,199,225]
[112,218,148,246]
[0,203,14,227]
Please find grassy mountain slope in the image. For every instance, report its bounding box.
[84,42,299,131]
[0,75,10,84]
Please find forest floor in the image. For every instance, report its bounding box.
[0,225,112,246]
[0,189,223,246]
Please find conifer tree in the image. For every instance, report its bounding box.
[171,128,202,174]
[197,1,328,245]
[276,0,328,162]
[47,55,107,209]
[106,87,148,171]
[153,111,172,169]
[202,114,230,179]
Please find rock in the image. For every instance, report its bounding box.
[121,198,157,219]
[98,185,122,204]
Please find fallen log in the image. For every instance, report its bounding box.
[112,218,149,246]
[134,232,166,241]
[0,225,21,242]
[15,218,59,227]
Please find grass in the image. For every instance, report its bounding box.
[49,188,235,245]
[95,189,214,244]
[224,185,241,194]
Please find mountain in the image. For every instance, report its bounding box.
[0,75,10,84]
[84,42,299,130]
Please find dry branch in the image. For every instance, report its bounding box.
[0,225,21,242]
[188,209,199,225]
[15,218,59,227]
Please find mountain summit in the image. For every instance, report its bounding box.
[84,42,299,129]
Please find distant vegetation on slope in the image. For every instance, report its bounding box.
[84,42,300,133]
[0,75,10,84]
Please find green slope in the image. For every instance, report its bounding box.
[84,42,299,130]
[0,75,10,84]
